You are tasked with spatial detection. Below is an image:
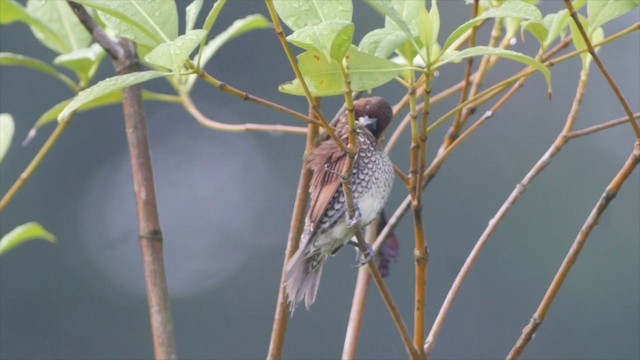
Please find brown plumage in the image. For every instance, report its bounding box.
[285,97,394,310]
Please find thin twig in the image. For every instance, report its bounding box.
[0,115,73,212]
[441,0,480,152]
[568,112,640,139]
[563,0,640,139]
[507,140,640,359]
[181,93,308,134]
[195,69,318,125]
[423,63,555,357]
[377,24,636,272]
[267,104,318,360]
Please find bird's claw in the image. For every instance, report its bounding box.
[353,243,375,267]
[345,207,362,229]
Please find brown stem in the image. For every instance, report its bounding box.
[69,3,175,358]
[507,141,640,359]
[118,39,176,360]
[267,104,317,359]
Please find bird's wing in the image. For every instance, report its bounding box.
[305,140,348,232]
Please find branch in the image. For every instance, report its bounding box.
[267,104,318,359]
[67,1,123,60]
[68,3,176,358]
[564,0,640,139]
[568,112,640,139]
[263,0,346,153]
[507,141,640,358]
[341,223,377,359]
[441,0,481,152]
[0,115,73,212]
[181,93,308,135]
[195,69,319,125]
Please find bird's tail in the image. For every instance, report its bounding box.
[285,248,325,312]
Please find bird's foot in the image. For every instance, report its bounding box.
[353,243,375,267]
[345,207,362,229]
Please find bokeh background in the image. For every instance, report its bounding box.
[1,1,638,359]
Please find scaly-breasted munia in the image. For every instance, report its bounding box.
[285,97,394,310]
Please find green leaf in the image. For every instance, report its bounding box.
[1,1,70,54]
[58,71,171,120]
[569,13,604,71]
[541,10,570,49]
[418,7,431,51]
[26,0,93,54]
[365,0,421,57]
[279,46,409,96]
[32,91,180,131]
[439,46,552,94]
[0,222,56,256]
[429,0,440,49]
[188,14,271,91]
[359,28,410,58]
[274,0,352,31]
[588,0,638,33]
[74,0,178,47]
[53,43,106,83]
[145,29,207,73]
[0,0,32,24]
[287,20,354,62]
[384,0,422,30]
[0,52,77,91]
[185,0,204,33]
[442,1,543,54]
[200,14,271,68]
[0,113,15,163]
[202,0,227,34]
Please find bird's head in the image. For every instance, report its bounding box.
[354,97,393,139]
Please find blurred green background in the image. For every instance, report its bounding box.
[0,1,638,359]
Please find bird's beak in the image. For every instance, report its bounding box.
[358,116,377,131]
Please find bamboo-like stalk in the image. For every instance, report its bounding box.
[338,60,420,359]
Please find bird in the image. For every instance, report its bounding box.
[285,96,394,311]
